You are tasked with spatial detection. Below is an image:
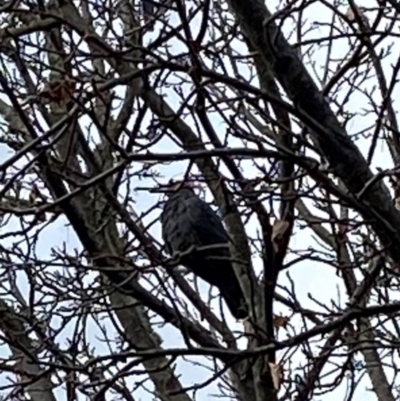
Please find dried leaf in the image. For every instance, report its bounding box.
[395,197,400,211]
[237,101,246,116]
[272,219,290,252]
[273,314,290,329]
[346,5,368,25]
[345,6,357,21]
[29,184,40,203]
[29,184,47,204]
[35,210,47,223]
[39,76,77,104]
[268,362,283,391]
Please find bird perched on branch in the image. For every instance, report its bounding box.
[159,180,247,319]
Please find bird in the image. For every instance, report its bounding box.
[159,180,247,319]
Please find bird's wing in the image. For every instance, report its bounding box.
[161,194,228,255]
[160,205,174,255]
[185,196,229,247]
[160,197,196,255]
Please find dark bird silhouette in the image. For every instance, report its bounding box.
[160,180,247,319]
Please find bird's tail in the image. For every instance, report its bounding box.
[220,282,247,320]
[189,255,248,320]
